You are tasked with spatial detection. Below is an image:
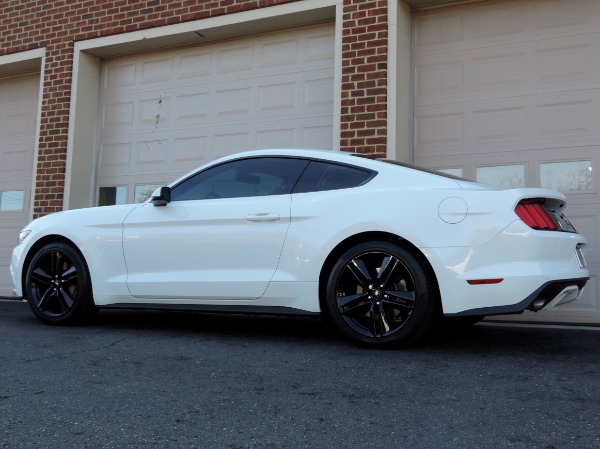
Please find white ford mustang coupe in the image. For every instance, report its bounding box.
[11,149,589,347]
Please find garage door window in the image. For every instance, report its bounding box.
[0,190,24,211]
[539,161,593,193]
[98,186,127,206]
[134,184,162,203]
[476,165,525,188]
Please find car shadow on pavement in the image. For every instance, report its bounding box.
[84,308,600,354]
[5,300,599,354]
[88,308,344,345]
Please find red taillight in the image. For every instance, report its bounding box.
[515,200,576,232]
[515,202,558,229]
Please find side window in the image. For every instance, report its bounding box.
[171,157,309,201]
[293,161,375,194]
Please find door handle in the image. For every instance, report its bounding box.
[245,213,280,222]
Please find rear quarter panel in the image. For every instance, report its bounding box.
[279,170,587,314]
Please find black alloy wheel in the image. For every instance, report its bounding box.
[326,240,437,347]
[25,242,95,324]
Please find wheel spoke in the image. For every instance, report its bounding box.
[56,288,75,311]
[368,302,391,337]
[379,303,391,335]
[61,266,78,286]
[376,255,399,286]
[51,251,62,273]
[347,258,373,289]
[37,288,55,311]
[30,267,53,288]
[368,303,378,336]
[384,290,416,309]
[30,266,55,310]
[338,293,371,314]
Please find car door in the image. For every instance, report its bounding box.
[122,157,308,300]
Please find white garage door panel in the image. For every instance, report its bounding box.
[98,25,335,204]
[413,0,600,323]
[99,116,333,175]
[414,0,600,56]
[0,74,39,296]
[414,90,600,159]
[415,35,600,106]
[101,71,333,136]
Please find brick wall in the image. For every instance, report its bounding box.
[340,0,388,158]
[0,0,389,216]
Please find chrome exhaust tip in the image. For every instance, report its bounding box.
[529,298,547,312]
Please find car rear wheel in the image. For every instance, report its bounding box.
[325,240,437,348]
[25,242,95,325]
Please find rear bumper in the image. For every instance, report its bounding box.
[447,277,588,317]
[527,278,588,310]
[427,220,590,315]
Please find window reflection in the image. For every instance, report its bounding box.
[540,161,593,192]
[0,190,25,211]
[476,165,525,188]
[134,185,162,203]
[98,186,127,206]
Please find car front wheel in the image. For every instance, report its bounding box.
[25,242,95,325]
[325,240,437,348]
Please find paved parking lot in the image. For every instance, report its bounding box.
[1,299,599,449]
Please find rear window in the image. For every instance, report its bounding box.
[293,161,375,193]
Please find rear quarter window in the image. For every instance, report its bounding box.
[293,161,375,193]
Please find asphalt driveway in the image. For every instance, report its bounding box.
[1,299,599,449]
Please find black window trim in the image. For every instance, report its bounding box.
[352,154,467,181]
[169,155,378,198]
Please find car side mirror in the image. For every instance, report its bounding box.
[151,186,171,207]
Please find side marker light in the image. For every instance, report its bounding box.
[467,278,504,285]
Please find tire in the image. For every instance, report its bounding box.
[24,242,95,325]
[325,240,438,348]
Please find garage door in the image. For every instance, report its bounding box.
[412,0,600,323]
[97,24,335,206]
[0,74,39,296]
